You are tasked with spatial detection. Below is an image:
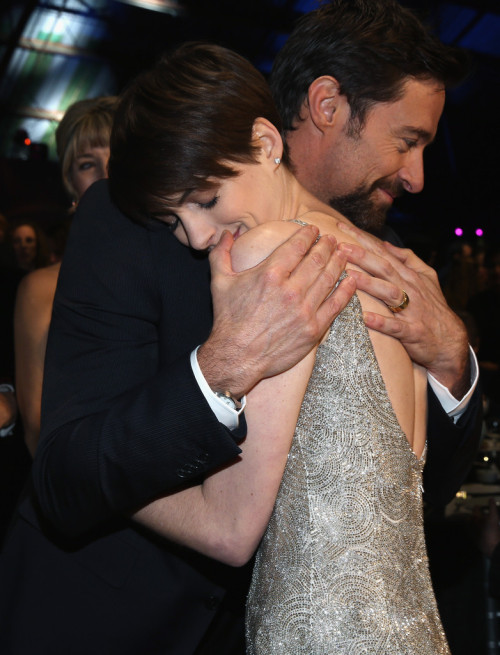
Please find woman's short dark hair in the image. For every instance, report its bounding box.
[109,42,286,225]
[270,0,469,135]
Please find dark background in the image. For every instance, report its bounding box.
[0,0,499,253]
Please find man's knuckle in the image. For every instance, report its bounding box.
[380,259,394,277]
[292,236,310,258]
[321,269,337,288]
[309,249,327,268]
[262,266,281,287]
[427,268,439,285]
[303,318,318,341]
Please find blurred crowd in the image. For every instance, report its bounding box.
[0,96,118,543]
[439,238,500,409]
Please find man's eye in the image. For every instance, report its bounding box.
[404,139,417,149]
[198,195,219,210]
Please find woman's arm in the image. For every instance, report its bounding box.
[133,222,324,566]
[14,265,59,457]
[133,351,314,566]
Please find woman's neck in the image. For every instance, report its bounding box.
[279,168,349,230]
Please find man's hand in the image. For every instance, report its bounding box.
[198,225,356,397]
[336,221,470,399]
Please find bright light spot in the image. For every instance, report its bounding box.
[455,227,463,237]
[476,228,484,237]
[24,138,31,146]
[117,0,180,14]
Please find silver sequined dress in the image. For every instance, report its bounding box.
[245,289,450,654]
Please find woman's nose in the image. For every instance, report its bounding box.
[183,215,217,251]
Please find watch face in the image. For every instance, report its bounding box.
[216,392,236,410]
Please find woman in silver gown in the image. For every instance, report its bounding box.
[112,43,450,654]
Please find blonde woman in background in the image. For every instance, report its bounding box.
[14,97,118,456]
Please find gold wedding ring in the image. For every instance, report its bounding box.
[387,290,410,313]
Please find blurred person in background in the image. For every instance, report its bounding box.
[57,96,118,209]
[439,239,479,312]
[14,96,118,457]
[467,245,500,408]
[9,220,50,272]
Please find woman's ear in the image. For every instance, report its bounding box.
[307,76,345,131]
[252,117,283,165]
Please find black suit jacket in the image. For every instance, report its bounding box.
[0,181,246,655]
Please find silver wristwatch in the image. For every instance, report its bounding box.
[214,390,242,411]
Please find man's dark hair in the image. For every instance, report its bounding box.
[270,0,468,134]
[109,42,286,225]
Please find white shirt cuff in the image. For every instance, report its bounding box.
[190,347,246,430]
[427,346,479,422]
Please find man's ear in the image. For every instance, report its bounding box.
[252,117,283,164]
[307,76,344,131]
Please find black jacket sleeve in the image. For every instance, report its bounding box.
[33,181,242,537]
[422,372,482,506]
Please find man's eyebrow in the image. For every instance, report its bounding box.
[401,126,435,144]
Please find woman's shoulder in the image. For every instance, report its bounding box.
[231,221,304,273]
[17,262,61,306]
[231,212,357,273]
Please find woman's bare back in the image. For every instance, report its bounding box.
[231,212,427,459]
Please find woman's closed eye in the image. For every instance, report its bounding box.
[197,195,219,210]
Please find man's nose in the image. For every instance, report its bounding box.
[399,150,425,194]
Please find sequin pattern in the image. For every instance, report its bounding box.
[246,288,450,654]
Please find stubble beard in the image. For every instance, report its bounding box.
[328,178,405,236]
[328,190,388,235]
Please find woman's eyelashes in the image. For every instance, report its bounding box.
[197,195,219,210]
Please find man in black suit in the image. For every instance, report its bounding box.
[0,3,481,654]
[270,0,482,505]
[0,179,352,653]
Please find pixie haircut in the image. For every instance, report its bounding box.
[56,96,119,200]
[270,0,469,135]
[108,42,286,226]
